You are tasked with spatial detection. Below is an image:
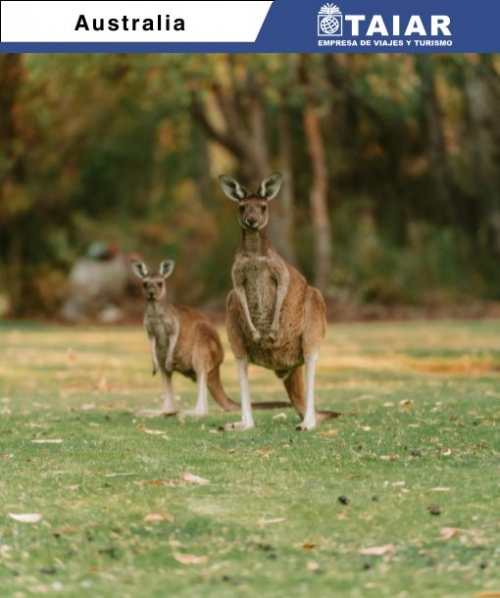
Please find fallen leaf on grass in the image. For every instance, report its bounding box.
[440,527,465,540]
[302,542,317,550]
[441,448,452,456]
[258,517,285,526]
[359,544,394,556]
[136,424,166,436]
[145,478,181,487]
[318,429,339,437]
[399,399,413,408]
[182,472,210,485]
[272,412,288,420]
[9,513,43,523]
[380,454,399,461]
[143,512,174,523]
[31,439,63,444]
[174,553,208,565]
[431,487,452,492]
[307,561,320,572]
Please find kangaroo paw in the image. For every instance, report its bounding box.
[251,330,262,344]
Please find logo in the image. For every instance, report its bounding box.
[317,3,343,36]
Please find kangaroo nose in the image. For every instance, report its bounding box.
[247,216,258,228]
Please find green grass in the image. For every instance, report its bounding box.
[1,320,499,598]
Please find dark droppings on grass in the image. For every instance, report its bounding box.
[40,566,57,575]
[338,495,351,505]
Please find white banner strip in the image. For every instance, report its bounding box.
[0,1,273,43]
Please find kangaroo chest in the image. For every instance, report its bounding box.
[144,309,176,362]
[233,256,278,327]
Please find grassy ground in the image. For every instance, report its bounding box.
[1,320,499,598]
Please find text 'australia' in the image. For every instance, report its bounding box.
[75,14,186,32]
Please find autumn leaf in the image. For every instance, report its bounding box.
[136,424,167,436]
[440,527,465,540]
[318,429,339,437]
[302,542,317,550]
[173,553,208,565]
[143,512,174,523]
[182,472,210,485]
[272,412,287,420]
[9,513,43,523]
[258,517,285,526]
[146,478,181,487]
[399,399,413,408]
[360,544,394,557]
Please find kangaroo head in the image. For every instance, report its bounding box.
[130,259,175,302]
[219,173,282,232]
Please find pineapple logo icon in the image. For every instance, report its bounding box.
[318,3,343,36]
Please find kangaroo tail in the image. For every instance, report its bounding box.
[207,370,292,412]
[207,370,240,412]
[315,409,342,423]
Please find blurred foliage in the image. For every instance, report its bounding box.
[0,53,500,317]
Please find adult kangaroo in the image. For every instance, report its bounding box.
[219,172,340,430]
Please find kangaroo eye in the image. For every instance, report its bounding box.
[260,205,267,213]
[239,205,245,213]
[157,281,163,288]
[142,282,147,288]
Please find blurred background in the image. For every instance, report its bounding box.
[1,53,500,322]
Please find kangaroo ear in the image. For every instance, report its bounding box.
[159,260,175,279]
[218,175,248,202]
[130,259,148,279]
[259,173,282,201]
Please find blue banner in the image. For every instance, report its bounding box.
[1,0,499,53]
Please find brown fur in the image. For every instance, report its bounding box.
[220,173,340,429]
[131,259,288,415]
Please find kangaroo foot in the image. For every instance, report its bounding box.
[295,414,317,431]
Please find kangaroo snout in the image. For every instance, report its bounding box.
[246,216,259,229]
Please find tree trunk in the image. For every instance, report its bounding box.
[0,54,26,315]
[299,55,332,292]
[277,94,295,260]
[414,55,457,225]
